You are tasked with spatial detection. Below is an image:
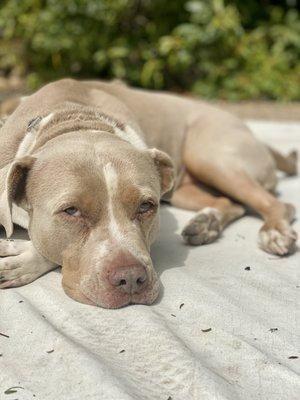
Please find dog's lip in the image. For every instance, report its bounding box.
[62,279,159,308]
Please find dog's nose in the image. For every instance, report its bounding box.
[108,265,148,294]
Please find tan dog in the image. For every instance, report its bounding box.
[0,79,297,308]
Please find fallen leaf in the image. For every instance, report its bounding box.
[4,386,24,395]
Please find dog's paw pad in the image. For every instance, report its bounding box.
[259,225,297,256]
[182,207,222,246]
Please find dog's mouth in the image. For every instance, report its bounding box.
[62,280,160,309]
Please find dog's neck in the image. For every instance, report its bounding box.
[21,103,147,157]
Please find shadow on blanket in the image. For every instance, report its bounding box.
[151,205,189,275]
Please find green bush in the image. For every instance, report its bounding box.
[0,0,299,100]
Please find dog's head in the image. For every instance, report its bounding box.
[0,132,175,308]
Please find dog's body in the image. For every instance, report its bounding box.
[0,79,297,308]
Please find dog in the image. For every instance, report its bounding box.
[0,79,297,308]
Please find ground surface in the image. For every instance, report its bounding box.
[0,120,299,400]
[214,101,300,121]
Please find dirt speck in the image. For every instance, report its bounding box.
[244,266,251,271]
[269,328,278,333]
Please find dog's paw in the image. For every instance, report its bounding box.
[259,223,297,256]
[0,239,55,288]
[182,207,222,246]
[0,238,31,257]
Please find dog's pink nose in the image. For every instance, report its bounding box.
[108,265,148,294]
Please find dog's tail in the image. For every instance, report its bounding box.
[267,145,298,176]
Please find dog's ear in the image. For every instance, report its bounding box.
[148,148,175,196]
[0,156,36,237]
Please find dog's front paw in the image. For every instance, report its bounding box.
[0,239,55,288]
[259,223,297,256]
[0,238,31,257]
[182,207,222,246]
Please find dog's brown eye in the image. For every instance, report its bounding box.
[138,201,156,214]
[64,207,81,217]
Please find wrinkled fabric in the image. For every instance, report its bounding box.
[0,121,299,400]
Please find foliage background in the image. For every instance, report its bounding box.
[0,0,299,100]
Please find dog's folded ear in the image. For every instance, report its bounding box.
[148,148,175,196]
[0,156,36,237]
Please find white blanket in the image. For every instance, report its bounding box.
[1,121,299,400]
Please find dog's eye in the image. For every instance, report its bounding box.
[63,207,81,217]
[138,201,156,215]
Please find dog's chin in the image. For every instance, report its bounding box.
[62,282,160,309]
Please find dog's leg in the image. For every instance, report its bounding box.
[171,175,245,245]
[183,162,297,255]
[220,172,297,255]
[181,114,297,255]
[0,239,57,288]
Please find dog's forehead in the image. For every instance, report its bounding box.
[30,145,160,203]
[99,157,160,200]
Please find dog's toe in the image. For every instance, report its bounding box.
[0,252,41,288]
[259,225,297,256]
[0,239,30,257]
[182,208,222,246]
